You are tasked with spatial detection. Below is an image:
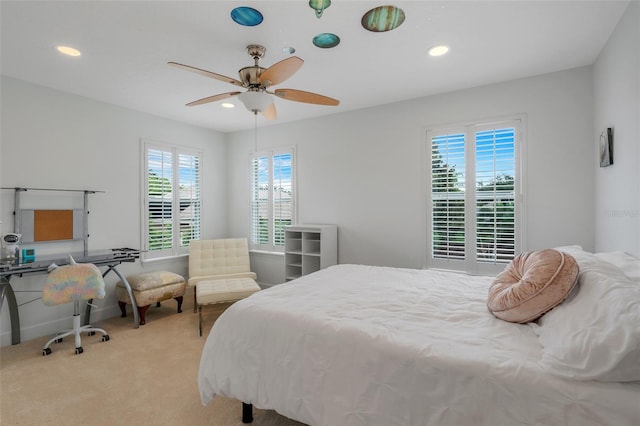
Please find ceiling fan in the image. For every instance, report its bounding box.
[169,44,340,121]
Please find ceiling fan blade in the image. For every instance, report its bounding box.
[168,62,244,87]
[259,57,304,87]
[262,102,277,121]
[186,92,241,106]
[273,89,340,106]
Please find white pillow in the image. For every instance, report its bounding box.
[595,251,640,281]
[532,247,640,382]
[553,244,584,253]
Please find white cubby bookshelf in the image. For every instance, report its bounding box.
[284,224,337,282]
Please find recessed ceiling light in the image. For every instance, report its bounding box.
[56,45,81,57]
[221,103,235,109]
[428,45,449,57]
[282,46,296,55]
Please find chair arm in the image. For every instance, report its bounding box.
[188,272,257,287]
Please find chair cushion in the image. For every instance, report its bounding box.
[196,278,260,305]
[43,263,105,305]
[188,271,257,288]
[487,249,579,323]
[116,271,185,291]
[116,281,186,306]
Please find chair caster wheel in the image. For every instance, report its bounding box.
[75,347,84,355]
[88,331,96,336]
[102,335,110,342]
[43,348,52,356]
[55,338,63,343]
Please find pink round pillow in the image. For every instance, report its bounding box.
[488,249,579,323]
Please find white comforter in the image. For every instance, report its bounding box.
[198,264,640,425]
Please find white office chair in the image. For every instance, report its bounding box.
[42,255,110,355]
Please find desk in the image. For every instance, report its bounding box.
[0,249,141,345]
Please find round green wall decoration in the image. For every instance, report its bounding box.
[361,5,405,32]
[312,33,340,48]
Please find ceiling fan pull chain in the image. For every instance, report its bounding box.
[254,113,258,152]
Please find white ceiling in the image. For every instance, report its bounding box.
[0,1,629,133]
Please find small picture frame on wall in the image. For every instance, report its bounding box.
[599,127,613,167]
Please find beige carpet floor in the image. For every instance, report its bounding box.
[0,290,306,426]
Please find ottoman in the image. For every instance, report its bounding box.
[116,271,186,325]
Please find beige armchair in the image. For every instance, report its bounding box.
[188,238,260,335]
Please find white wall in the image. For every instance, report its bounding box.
[594,1,640,256]
[0,76,227,346]
[227,66,596,284]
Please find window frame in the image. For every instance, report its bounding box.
[249,146,296,253]
[426,117,525,275]
[141,139,202,262]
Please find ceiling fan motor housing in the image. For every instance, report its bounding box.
[239,66,266,87]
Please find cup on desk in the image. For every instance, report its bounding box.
[21,248,36,263]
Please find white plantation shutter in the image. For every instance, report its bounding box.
[143,142,202,260]
[431,133,466,260]
[428,119,521,274]
[250,155,269,246]
[273,153,293,246]
[250,148,295,252]
[147,148,173,257]
[178,153,201,247]
[475,127,516,263]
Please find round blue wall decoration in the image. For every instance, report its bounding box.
[230,7,263,27]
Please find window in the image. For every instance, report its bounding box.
[250,147,295,252]
[142,141,201,260]
[427,119,522,274]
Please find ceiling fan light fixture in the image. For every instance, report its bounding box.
[428,45,450,57]
[238,91,273,113]
[309,0,331,18]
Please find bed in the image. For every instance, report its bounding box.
[198,246,640,425]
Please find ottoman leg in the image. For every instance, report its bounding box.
[193,291,197,313]
[156,302,161,308]
[137,305,150,325]
[175,296,183,313]
[118,301,127,318]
